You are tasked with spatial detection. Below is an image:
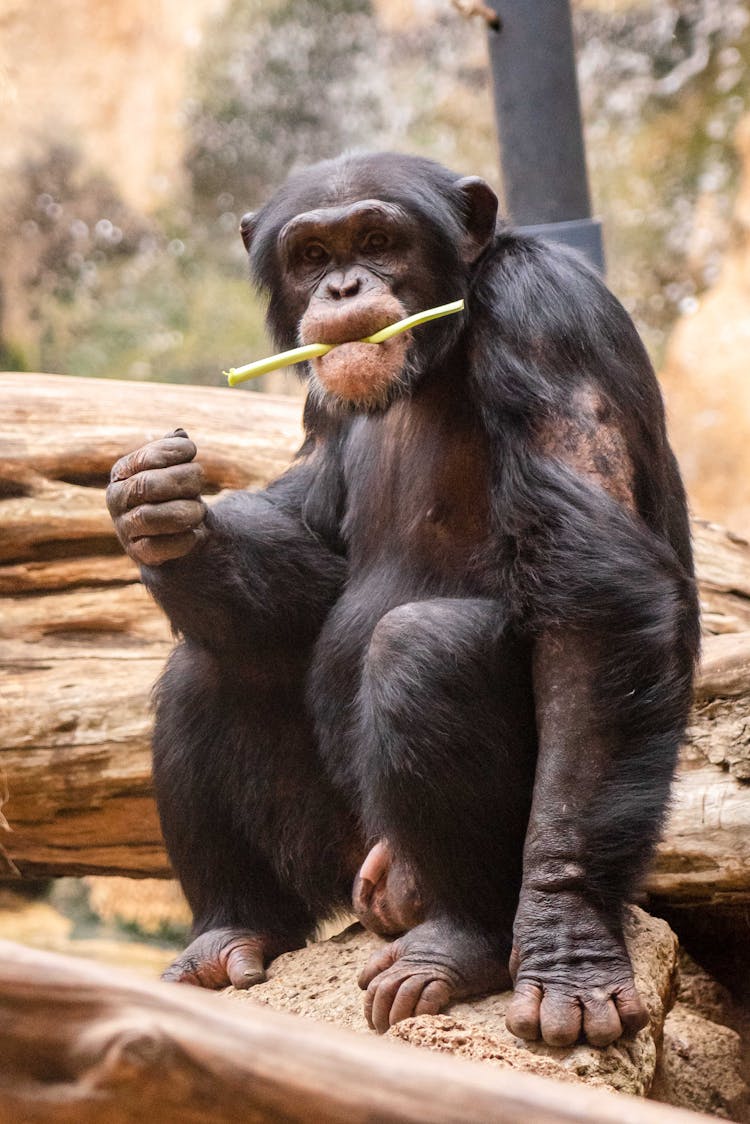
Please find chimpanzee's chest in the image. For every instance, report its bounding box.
[341,381,492,585]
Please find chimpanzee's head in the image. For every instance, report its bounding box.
[239,152,498,410]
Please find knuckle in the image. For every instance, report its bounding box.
[110,453,135,483]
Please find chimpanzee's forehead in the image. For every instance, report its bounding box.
[276,152,461,217]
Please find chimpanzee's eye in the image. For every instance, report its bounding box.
[303,241,329,265]
[362,230,390,254]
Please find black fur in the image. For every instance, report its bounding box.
[142,152,698,962]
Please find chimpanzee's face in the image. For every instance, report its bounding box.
[241,153,499,410]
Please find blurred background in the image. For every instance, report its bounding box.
[2,0,750,532]
[2,0,750,959]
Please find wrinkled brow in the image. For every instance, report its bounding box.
[279,200,412,249]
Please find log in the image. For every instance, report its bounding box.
[1,372,750,906]
[0,939,714,1124]
[0,373,302,878]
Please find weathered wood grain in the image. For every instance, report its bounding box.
[0,939,714,1124]
[1,373,750,905]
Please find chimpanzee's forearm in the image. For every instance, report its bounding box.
[142,488,346,654]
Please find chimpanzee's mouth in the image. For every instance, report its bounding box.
[300,293,408,349]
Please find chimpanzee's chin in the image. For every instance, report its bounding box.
[310,336,409,411]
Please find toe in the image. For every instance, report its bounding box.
[539,990,582,1047]
[367,971,404,1034]
[389,974,430,1026]
[506,980,543,1040]
[161,956,203,986]
[358,942,398,990]
[582,994,622,1047]
[225,943,267,989]
[614,985,650,1035]
[414,978,451,1019]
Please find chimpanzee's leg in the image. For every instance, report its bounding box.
[153,641,359,990]
[144,490,358,990]
[351,597,537,1032]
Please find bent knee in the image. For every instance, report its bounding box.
[365,598,506,688]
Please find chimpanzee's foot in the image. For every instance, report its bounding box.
[358,917,511,1033]
[162,927,300,990]
[352,839,426,936]
[506,892,650,1047]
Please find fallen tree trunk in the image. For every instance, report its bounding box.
[1,373,749,904]
[0,938,714,1124]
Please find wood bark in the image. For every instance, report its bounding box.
[1,372,749,905]
[0,938,714,1124]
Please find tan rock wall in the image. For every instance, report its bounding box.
[0,0,227,213]
[660,114,750,539]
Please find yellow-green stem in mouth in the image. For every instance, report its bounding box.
[223,299,465,387]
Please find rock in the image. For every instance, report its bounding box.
[650,951,750,1122]
[652,1005,750,1121]
[675,950,736,1026]
[227,906,679,1098]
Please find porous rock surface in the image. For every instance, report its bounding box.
[227,906,678,1098]
[652,953,750,1121]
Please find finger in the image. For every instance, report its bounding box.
[582,995,623,1047]
[130,528,205,566]
[120,498,207,539]
[357,943,398,990]
[110,435,197,483]
[506,980,543,1040]
[414,978,451,1018]
[226,944,267,990]
[107,462,206,515]
[614,985,650,1035]
[539,990,582,1047]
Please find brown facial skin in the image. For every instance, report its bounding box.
[280,200,423,409]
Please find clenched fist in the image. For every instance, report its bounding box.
[107,428,207,566]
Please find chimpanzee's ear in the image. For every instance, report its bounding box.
[455,176,498,263]
[239,212,257,253]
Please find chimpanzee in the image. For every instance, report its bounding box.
[107,152,699,1048]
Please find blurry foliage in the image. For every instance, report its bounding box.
[577,0,750,359]
[2,0,750,383]
[186,0,383,211]
[3,143,266,385]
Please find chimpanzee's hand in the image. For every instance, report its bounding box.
[106,428,207,566]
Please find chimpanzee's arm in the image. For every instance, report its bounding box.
[107,429,346,655]
[469,236,699,1046]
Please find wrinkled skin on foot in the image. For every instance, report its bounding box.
[506,891,650,1048]
[358,918,511,1034]
[352,839,426,936]
[162,927,298,990]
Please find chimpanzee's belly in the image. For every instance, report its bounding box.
[310,381,496,790]
[341,380,492,593]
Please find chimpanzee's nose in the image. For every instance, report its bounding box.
[326,273,362,300]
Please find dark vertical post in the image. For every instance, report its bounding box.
[486,1,604,272]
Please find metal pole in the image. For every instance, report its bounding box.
[485,1,605,272]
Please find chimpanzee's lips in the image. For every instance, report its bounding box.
[299,294,408,348]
